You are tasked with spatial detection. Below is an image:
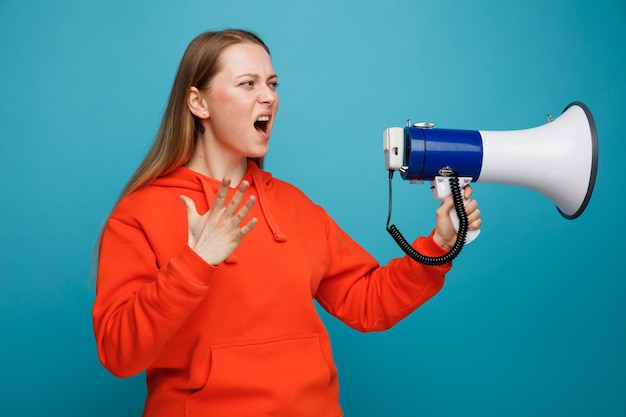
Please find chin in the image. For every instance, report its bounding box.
[249,145,270,159]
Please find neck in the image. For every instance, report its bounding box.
[185,140,248,186]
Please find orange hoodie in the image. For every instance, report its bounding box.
[93,160,451,417]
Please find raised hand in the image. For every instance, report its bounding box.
[179,177,258,266]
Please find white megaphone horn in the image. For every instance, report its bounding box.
[383,101,598,244]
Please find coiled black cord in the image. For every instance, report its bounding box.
[386,171,469,266]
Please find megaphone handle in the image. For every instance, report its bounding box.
[430,176,481,244]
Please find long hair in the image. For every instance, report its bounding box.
[117,29,269,202]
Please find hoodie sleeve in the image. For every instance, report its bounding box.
[92,215,215,378]
[314,212,451,332]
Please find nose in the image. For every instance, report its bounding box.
[258,85,277,105]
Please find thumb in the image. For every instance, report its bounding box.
[179,195,198,216]
[438,196,455,218]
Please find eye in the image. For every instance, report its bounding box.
[239,80,254,88]
[268,81,279,90]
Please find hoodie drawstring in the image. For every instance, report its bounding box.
[249,162,287,243]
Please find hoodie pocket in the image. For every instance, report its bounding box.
[187,334,332,417]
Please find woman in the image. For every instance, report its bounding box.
[93,29,482,417]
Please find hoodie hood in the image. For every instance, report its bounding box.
[151,160,287,244]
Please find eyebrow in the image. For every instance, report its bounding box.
[236,73,278,81]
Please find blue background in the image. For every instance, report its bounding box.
[1,0,624,415]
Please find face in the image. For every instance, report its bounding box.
[198,42,279,162]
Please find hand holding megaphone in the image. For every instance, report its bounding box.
[430,174,481,244]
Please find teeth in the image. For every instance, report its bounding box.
[257,115,270,122]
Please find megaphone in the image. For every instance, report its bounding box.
[382,102,598,263]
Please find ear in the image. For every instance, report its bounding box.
[187,86,209,119]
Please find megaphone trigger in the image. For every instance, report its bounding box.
[431,176,481,244]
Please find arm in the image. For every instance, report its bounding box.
[92,217,214,378]
[315,186,482,332]
[315,224,450,332]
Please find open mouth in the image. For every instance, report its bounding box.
[254,115,270,135]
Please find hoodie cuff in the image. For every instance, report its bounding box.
[169,245,218,287]
[414,230,451,258]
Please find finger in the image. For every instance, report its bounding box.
[464,199,478,215]
[231,195,256,225]
[469,216,483,230]
[467,209,482,229]
[239,217,258,236]
[466,207,480,221]
[212,177,232,210]
[464,185,473,200]
[226,180,251,214]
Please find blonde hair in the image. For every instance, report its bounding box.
[118,29,269,202]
